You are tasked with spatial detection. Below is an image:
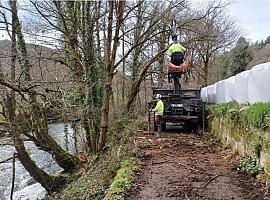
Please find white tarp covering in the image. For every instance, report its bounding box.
[201,62,270,104]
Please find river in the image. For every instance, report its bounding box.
[0,123,84,200]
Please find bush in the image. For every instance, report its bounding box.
[239,157,262,176]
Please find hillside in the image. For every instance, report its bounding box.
[0,40,68,91]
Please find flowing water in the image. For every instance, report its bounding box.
[0,123,85,200]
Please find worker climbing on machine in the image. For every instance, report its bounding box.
[149,94,164,137]
[165,19,190,94]
[167,36,187,94]
[147,20,199,135]
[168,37,186,66]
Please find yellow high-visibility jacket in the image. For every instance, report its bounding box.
[167,43,186,56]
[153,100,164,116]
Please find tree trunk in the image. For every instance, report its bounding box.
[30,105,79,172]
[203,59,209,87]
[14,136,65,192]
[97,0,125,152]
[122,32,125,103]
[11,0,16,81]
[12,0,79,172]
[6,103,65,192]
[98,74,112,151]
[6,3,66,190]
[126,48,167,111]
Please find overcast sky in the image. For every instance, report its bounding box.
[190,0,270,43]
[1,0,269,44]
[229,0,270,42]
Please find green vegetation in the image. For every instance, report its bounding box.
[239,157,262,176]
[208,101,270,175]
[208,101,240,118]
[250,134,263,156]
[223,37,253,78]
[46,118,146,200]
[208,102,270,128]
[217,36,270,81]
[104,158,141,200]
[239,103,270,128]
[47,150,120,199]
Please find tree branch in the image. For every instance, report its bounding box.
[0,79,46,100]
[0,155,17,164]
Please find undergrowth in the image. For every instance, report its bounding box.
[250,134,263,156]
[208,101,240,119]
[46,117,146,200]
[208,101,270,128]
[238,157,263,176]
[103,158,141,200]
[239,103,270,128]
[208,101,270,178]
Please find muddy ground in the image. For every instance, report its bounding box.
[127,129,269,200]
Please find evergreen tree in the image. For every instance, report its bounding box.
[265,36,270,45]
[220,52,230,79]
[229,37,253,76]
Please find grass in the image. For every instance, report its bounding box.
[207,101,240,119]
[239,103,270,128]
[208,101,270,128]
[104,158,141,200]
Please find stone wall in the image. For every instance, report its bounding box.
[208,104,270,175]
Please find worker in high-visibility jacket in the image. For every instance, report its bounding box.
[167,35,187,94]
[149,94,164,137]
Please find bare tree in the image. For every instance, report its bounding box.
[185,1,239,86]
[98,0,126,151]
[0,0,66,192]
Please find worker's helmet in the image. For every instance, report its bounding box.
[156,94,162,99]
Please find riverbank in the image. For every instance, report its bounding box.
[46,118,146,200]
[0,123,79,200]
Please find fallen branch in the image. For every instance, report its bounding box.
[178,162,213,175]
[201,174,221,188]
[163,153,172,157]
[0,143,14,146]
[152,160,170,165]
[0,155,17,164]
[10,153,16,200]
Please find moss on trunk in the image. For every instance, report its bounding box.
[13,130,66,192]
[30,104,79,172]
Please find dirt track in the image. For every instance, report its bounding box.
[128,129,269,200]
